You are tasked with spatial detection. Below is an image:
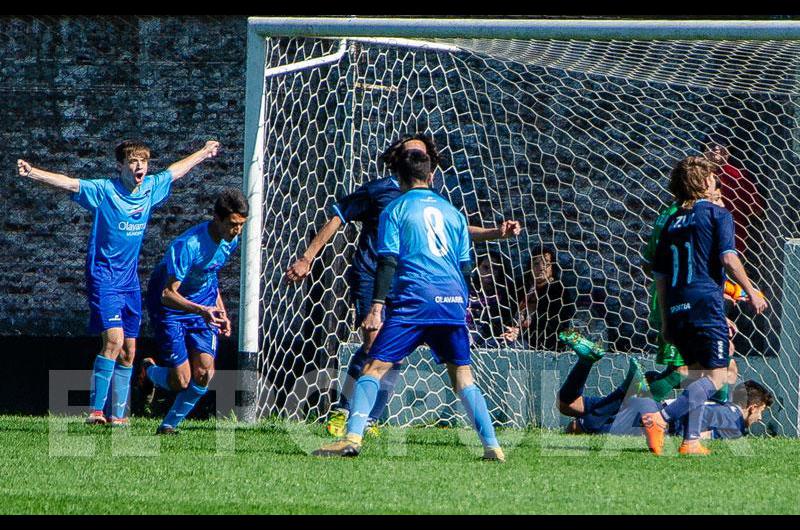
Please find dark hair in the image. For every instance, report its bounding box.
[732,380,775,409]
[395,149,432,185]
[115,140,151,163]
[379,133,441,174]
[213,188,249,219]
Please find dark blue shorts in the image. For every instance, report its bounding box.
[348,274,376,327]
[152,318,219,368]
[369,320,471,366]
[88,289,141,338]
[670,324,730,369]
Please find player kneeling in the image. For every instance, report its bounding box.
[140,189,247,434]
[313,148,504,461]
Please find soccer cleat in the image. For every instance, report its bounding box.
[110,417,130,427]
[85,410,108,425]
[156,425,179,435]
[641,412,667,456]
[312,434,362,457]
[482,446,506,462]
[623,357,650,396]
[558,329,606,362]
[325,408,349,437]
[364,418,382,438]
[679,440,711,456]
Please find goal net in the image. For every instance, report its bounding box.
[245,25,800,436]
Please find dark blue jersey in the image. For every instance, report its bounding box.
[652,200,737,329]
[671,401,747,440]
[331,177,401,281]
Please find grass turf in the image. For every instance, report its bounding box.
[1,414,799,514]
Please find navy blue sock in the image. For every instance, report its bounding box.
[111,363,133,419]
[162,381,208,429]
[369,362,401,421]
[336,346,369,411]
[90,355,115,412]
[662,377,717,423]
[345,375,380,438]
[684,406,706,441]
[458,384,500,449]
[559,358,593,404]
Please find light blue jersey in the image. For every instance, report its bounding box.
[377,188,471,324]
[72,170,172,292]
[146,221,239,323]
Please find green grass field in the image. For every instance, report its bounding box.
[2,414,800,514]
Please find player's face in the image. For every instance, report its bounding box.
[744,404,767,427]
[705,146,728,166]
[119,155,149,188]
[478,258,494,293]
[216,213,247,242]
[532,254,554,287]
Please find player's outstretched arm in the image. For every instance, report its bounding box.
[468,220,522,242]
[722,253,768,315]
[17,160,79,193]
[166,140,220,182]
[285,215,343,283]
[161,277,226,328]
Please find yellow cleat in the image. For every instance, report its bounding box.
[312,434,362,457]
[482,446,506,462]
[365,419,382,438]
[325,409,348,438]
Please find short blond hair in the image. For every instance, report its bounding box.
[669,156,716,208]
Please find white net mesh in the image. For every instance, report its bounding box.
[255,36,800,435]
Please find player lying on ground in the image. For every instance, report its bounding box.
[312,148,505,461]
[17,140,219,425]
[284,133,521,437]
[139,188,246,434]
[556,331,770,440]
[644,156,768,455]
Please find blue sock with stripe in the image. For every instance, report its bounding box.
[147,364,171,391]
[369,363,401,421]
[90,355,115,412]
[111,363,133,420]
[345,375,380,438]
[458,384,500,449]
[161,381,208,429]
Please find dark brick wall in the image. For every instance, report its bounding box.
[0,16,247,337]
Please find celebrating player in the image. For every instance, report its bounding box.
[312,148,505,461]
[140,188,246,434]
[285,133,521,437]
[643,156,768,455]
[17,139,220,425]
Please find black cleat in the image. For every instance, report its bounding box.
[156,425,179,435]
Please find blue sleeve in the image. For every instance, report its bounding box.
[458,215,472,266]
[165,239,195,282]
[716,208,737,258]
[72,179,108,211]
[331,183,370,223]
[651,228,671,278]
[377,208,400,257]
[149,170,173,209]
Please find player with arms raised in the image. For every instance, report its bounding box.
[285,133,520,437]
[140,189,246,434]
[312,148,504,461]
[17,139,219,425]
[643,156,767,455]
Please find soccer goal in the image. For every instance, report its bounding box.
[241,17,800,435]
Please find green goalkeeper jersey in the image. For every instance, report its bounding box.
[643,202,679,328]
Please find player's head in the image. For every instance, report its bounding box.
[732,380,775,428]
[212,188,249,242]
[704,143,730,166]
[379,133,441,175]
[115,140,151,187]
[395,149,433,190]
[529,245,556,287]
[669,156,717,208]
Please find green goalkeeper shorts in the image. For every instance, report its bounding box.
[656,334,686,367]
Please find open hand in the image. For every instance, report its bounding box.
[747,292,768,315]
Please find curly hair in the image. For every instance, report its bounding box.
[378,133,441,174]
[669,155,717,208]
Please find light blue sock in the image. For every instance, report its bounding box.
[458,384,500,449]
[111,363,133,420]
[90,355,116,412]
[147,364,171,391]
[369,363,401,421]
[345,375,380,438]
[161,381,208,429]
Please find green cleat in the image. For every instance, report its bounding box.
[558,329,606,362]
[622,357,650,396]
[325,408,348,438]
[364,418,381,438]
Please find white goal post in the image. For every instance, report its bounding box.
[241,17,800,435]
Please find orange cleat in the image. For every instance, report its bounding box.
[85,410,108,425]
[679,440,711,456]
[641,412,667,455]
